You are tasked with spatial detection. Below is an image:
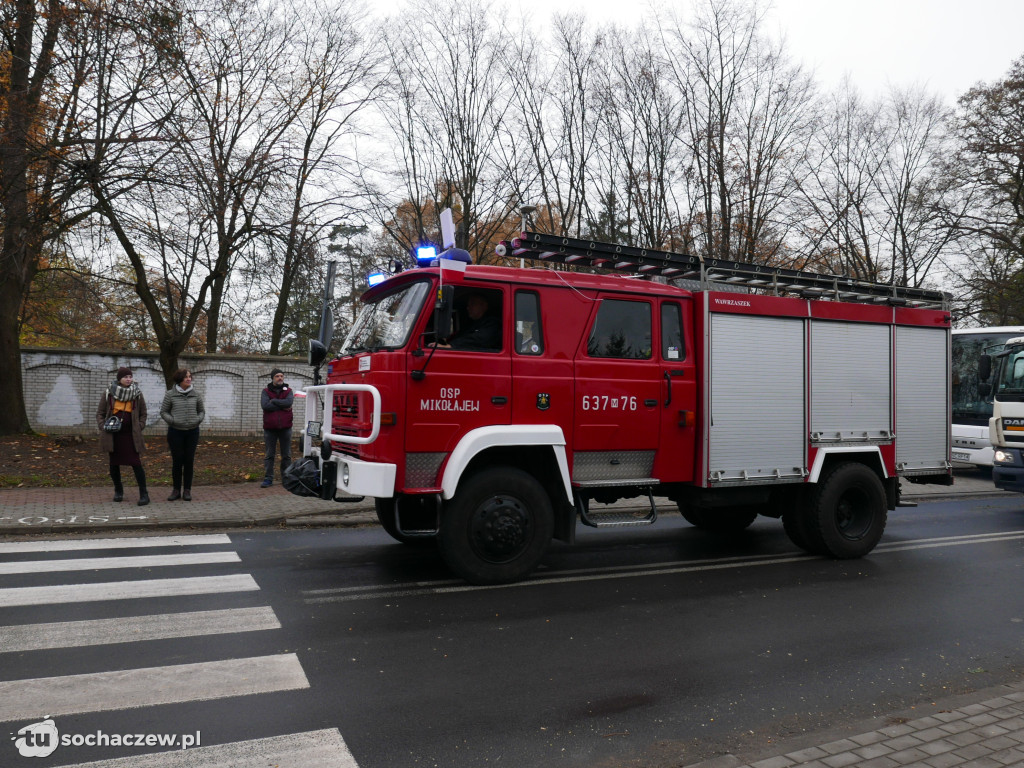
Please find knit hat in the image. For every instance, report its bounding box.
[116,366,133,380]
[270,367,284,378]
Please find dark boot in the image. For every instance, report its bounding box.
[133,465,150,507]
[182,489,192,501]
[167,489,181,501]
[110,465,124,502]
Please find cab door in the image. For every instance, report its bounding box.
[405,285,512,459]
[655,298,697,482]
[572,297,661,479]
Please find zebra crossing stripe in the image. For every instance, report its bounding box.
[0,552,241,575]
[0,653,310,722]
[0,535,233,554]
[0,606,281,652]
[48,728,358,768]
[0,574,260,608]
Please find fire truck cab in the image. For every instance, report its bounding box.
[294,229,952,585]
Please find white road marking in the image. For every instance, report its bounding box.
[53,729,358,768]
[0,551,240,575]
[0,535,232,554]
[303,530,1024,603]
[0,606,281,652]
[0,574,260,608]
[0,653,310,722]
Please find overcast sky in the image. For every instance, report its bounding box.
[498,0,1024,103]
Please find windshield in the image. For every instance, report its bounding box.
[342,280,430,353]
[952,332,1021,424]
[995,346,1024,401]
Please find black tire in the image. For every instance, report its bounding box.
[806,462,887,558]
[782,508,815,554]
[437,467,554,584]
[678,504,758,533]
[374,496,437,546]
[679,506,707,527]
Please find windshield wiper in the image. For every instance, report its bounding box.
[344,344,369,354]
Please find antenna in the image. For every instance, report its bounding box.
[440,209,456,250]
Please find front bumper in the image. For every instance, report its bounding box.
[992,447,1024,493]
[323,453,396,498]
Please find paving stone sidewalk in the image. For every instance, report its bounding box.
[684,679,1024,768]
[0,482,378,533]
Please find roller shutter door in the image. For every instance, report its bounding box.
[709,314,806,482]
[810,321,891,441]
[895,326,949,473]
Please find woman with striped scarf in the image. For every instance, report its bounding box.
[95,366,150,506]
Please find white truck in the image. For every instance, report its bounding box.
[982,337,1024,491]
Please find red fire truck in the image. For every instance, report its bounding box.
[291,224,952,584]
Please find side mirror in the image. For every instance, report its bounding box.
[435,285,454,340]
[978,381,992,398]
[979,354,991,382]
[308,339,328,368]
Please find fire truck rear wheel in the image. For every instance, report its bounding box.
[679,505,758,533]
[806,462,887,558]
[438,467,554,585]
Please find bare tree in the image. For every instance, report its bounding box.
[171,0,302,353]
[264,0,379,354]
[950,55,1024,323]
[502,14,604,236]
[2,0,100,432]
[874,87,962,288]
[374,0,516,256]
[661,0,763,260]
[793,82,889,279]
[594,25,687,249]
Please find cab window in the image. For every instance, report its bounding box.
[661,302,685,361]
[443,287,503,352]
[515,291,543,355]
[587,300,652,359]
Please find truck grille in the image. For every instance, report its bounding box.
[330,393,362,457]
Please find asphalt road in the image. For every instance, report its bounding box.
[3,492,1024,767]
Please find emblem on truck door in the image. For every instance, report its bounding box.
[536,393,550,410]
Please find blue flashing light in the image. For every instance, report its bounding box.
[416,245,438,263]
[367,271,386,287]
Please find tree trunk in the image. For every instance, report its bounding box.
[205,272,226,353]
[0,279,31,433]
[158,341,181,389]
[269,260,295,356]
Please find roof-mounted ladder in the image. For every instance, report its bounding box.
[496,231,950,310]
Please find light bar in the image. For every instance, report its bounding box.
[416,245,437,263]
[367,272,386,287]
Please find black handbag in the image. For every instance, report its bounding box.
[103,415,123,433]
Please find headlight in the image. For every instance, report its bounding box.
[994,450,1016,464]
[341,462,350,486]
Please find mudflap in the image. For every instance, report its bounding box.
[320,461,338,501]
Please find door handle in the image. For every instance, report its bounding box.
[491,396,508,405]
[664,371,672,407]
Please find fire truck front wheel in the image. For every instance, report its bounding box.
[806,462,887,558]
[438,467,554,585]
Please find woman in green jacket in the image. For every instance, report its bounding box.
[160,368,205,501]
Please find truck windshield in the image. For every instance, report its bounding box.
[342,280,430,353]
[995,347,1024,400]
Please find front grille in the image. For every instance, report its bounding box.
[334,393,359,419]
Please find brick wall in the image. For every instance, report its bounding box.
[21,348,314,436]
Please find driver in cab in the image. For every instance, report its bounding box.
[437,292,501,351]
